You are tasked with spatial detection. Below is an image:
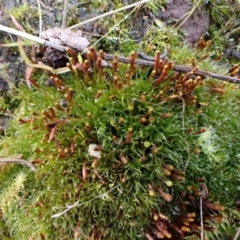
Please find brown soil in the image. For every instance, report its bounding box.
[160,0,209,44]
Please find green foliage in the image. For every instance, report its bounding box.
[145,0,166,12]
[8,4,30,20]
[0,51,240,239]
[200,0,240,56]
[7,4,40,33]
[1,1,240,239]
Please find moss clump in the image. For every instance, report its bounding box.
[0,48,240,240]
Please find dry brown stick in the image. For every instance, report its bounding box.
[0,158,36,171]
[174,64,240,84]
[39,42,240,84]
[103,53,240,84]
[0,24,238,84]
[37,35,240,84]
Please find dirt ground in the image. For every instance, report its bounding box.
[161,0,209,44]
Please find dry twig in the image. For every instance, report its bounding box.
[0,158,36,171]
[0,24,240,84]
[103,53,240,84]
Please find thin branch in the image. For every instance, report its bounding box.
[103,53,240,84]
[0,23,240,84]
[0,158,36,171]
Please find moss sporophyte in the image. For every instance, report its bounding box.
[1,44,240,239]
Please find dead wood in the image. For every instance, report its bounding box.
[102,53,240,84]
[41,28,240,84]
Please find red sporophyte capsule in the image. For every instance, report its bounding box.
[87,112,92,120]
[65,47,77,56]
[148,107,154,115]
[42,110,53,120]
[95,90,102,98]
[96,57,103,74]
[48,107,56,119]
[144,232,154,240]
[66,62,74,72]
[18,118,31,124]
[31,159,44,165]
[70,141,75,153]
[75,183,83,195]
[55,102,65,111]
[64,93,72,103]
[202,201,225,211]
[85,123,91,132]
[170,173,185,181]
[28,78,40,88]
[91,159,98,168]
[129,51,136,72]
[128,102,134,111]
[89,46,98,62]
[39,233,45,240]
[139,117,147,124]
[154,65,169,86]
[148,184,155,197]
[160,112,172,118]
[154,50,160,71]
[99,49,105,60]
[163,164,174,171]
[155,221,172,238]
[158,212,169,221]
[82,161,88,181]
[125,127,133,143]
[120,154,128,165]
[112,58,118,73]
[48,126,57,142]
[157,186,173,202]
[151,228,164,239]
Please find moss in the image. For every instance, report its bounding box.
[1,1,240,239]
[0,45,240,239]
[6,3,40,33]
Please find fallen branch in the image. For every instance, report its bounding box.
[103,53,240,84]
[0,24,240,84]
